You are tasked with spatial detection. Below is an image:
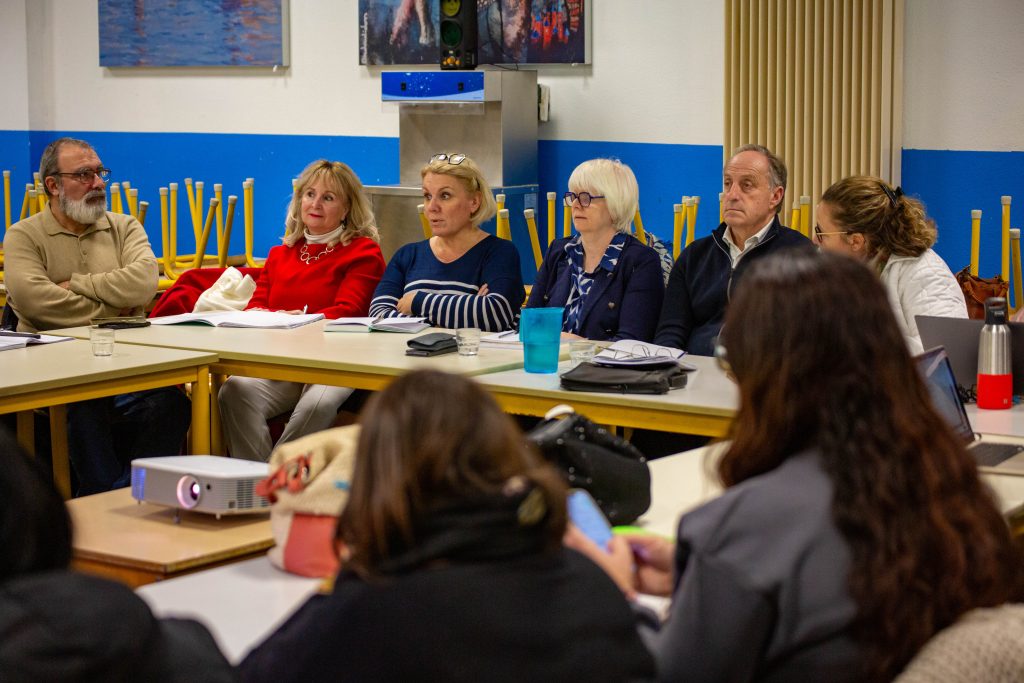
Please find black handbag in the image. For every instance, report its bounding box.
[559,361,690,394]
[526,406,651,525]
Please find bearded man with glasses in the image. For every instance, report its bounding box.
[4,137,190,495]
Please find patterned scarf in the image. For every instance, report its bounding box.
[563,232,627,334]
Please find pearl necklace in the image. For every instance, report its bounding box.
[300,242,336,264]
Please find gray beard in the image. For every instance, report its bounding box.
[59,188,106,225]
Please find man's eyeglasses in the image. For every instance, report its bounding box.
[430,153,467,165]
[812,224,850,243]
[563,191,605,208]
[54,168,111,184]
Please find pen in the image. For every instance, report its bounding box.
[497,330,517,338]
[0,331,40,339]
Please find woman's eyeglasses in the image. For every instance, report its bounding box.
[563,191,605,208]
[812,224,850,243]
[430,153,467,165]
[54,168,111,184]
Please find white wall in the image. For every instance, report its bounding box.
[7,0,1023,154]
[538,0,724,145]
[10,0,724,146]
[903,0,1024,151]
[0,0,30,129]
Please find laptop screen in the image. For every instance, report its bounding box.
[915,347,975,445]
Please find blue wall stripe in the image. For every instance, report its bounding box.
[2,130,1020,288]
[901,148,1024,278]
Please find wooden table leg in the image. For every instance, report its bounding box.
[190,366,211,454]
[49,404,71,500]
[16,411,36,456]
[210,372,225,456]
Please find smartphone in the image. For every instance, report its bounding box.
[91,316,151,329]
[567,488,613,552]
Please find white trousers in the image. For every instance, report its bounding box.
[218,377,353,462]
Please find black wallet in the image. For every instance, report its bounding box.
[405,332,458,357]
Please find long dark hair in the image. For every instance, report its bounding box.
[0,425,73,581]
[718,250,1024,680]
[337,370,566,578]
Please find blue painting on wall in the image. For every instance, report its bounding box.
[99,0,290,67]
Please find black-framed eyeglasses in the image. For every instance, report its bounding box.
[54,167,111,184]
[563,191,605,208]
[430,153,467,165]
[812,224,850,243]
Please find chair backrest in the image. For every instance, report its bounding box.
[894,603,1024,682]
[1,301,18,331]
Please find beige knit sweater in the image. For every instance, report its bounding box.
[895,603,1024,682]
[4,205,158,332]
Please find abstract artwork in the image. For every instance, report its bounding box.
[359,0,587,66]
[99,0,290,68]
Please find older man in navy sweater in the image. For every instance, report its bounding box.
[654,144,810,356]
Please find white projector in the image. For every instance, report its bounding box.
[131,456,272,518]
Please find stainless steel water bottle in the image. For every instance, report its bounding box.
[977,297,1012,409]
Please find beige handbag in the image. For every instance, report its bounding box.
[255,425,359,577]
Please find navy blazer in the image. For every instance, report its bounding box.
[525,234,665,342]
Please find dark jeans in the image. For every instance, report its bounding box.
[67,388,191,496]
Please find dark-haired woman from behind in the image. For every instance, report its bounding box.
[0,426,234,681]
[570,250,1024,682]
[239,370,654,683]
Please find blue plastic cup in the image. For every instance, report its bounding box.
[520,307,563,374]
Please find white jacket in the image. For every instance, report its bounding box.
[880,248,967,355]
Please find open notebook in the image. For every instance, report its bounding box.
[150,310,325,329]
[324,317,430,333]
[0,332,73,352]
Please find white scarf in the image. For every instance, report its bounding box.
[304,222,346,245]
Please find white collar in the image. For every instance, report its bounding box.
[304,223,345,245]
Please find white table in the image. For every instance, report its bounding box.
[0,340,216,497]
[477,355,738,437]
[51,321,530,453]
[137,556,320,663]
[966,403,1024,439]
[136,441,1024,664]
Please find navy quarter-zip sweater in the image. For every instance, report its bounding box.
[654,217,810,355]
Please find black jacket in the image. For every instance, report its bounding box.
[239,549,655,683]
[654,217,810,355]
[0,571,235,683]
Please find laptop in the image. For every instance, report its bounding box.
[916,346,1024,473]
[916,315,1024,395]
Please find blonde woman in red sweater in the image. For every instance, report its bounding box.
[219,160,385,461]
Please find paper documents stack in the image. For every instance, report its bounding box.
[592,340,689,369]
[324,317,430,333]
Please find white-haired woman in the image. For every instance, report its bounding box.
[526,158,664,341]
[219,160,385,462]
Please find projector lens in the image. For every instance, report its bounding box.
[176,475,201,509]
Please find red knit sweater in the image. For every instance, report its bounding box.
[246,237,385,319]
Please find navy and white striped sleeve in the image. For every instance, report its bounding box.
[368,245,412,318]
[413,239,524,331]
